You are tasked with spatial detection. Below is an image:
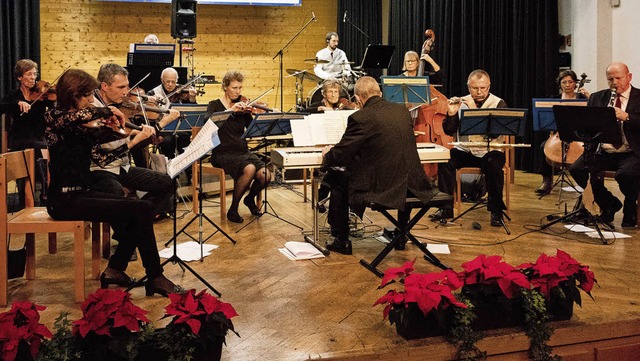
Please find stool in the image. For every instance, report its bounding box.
[360,192,453,277]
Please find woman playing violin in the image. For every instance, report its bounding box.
[535,70,590,194]
[0,59,53,152]
[44,69,183,297]
[0,59,55,207]
[206,70,269,223]
[302,79,357,113]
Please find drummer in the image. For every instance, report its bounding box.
[302,79,355,113]
[314,32,352,80]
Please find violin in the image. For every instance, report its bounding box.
[231,95,275,114]
[27,81,57,102]
[167,86,204,103]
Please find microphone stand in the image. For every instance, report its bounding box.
[272,12,317,111]
[344,15,371,41]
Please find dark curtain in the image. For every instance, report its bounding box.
[386,0,560,172]
[1,0,40,151]
[337,0,383,78]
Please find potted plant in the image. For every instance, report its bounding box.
[146,289,239,361]
[0,301,52,361]
[458,254,533,330]
[519,249,597,321]
[373,259,468,339]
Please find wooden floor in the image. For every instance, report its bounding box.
[3,171,640,360]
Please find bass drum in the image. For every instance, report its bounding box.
[306,85,350,107]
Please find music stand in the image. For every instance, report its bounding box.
[237,113,303,232]
[128,117,228,297]
[540,106,620,244]
[163,111,237,248]
[451,108,528,234]
[381,76,431,112]
[163,103,209,131]
[532,99,588,200]
[359,44,395,69]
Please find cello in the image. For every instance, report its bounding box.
[542,73,589,167]
[413,29,453,178]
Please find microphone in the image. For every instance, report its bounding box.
[312,11,316,21]
[343,10,347,23]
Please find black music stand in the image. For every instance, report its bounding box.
[532,99,588,200]
[128,117,227,297]
[163,112,237,249]
[359,44,395,70]
[380,76,431,108]
[237,113,303,232]
[540,105,621,244]
[450,108,528,235]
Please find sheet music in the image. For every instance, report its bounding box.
[291,110,356,146]
[166,119,220,178]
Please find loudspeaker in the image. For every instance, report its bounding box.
[171,0,197,39]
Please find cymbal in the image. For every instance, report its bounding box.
[304,57,330,64]
[285,68,321,83]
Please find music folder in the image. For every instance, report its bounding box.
[460,108,528,138]
[380,76,431,105]
[532,98,588,132]
[553,105,621,144]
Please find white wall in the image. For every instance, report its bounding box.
[564,0,640,91]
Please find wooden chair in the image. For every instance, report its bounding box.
[0,149,101,307]
[190,126,261,220]
[454,136,514,215]
[601,171,640,227]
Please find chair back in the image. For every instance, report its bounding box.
[1,114,8,153]
[1,149,36,210]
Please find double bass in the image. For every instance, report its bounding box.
[413,29,453,178]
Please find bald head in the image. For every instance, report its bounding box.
[606,62,632,94]
[354,76,382,104]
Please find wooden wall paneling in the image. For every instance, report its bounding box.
[40,0,339,111]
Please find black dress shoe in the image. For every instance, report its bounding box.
[622,215,638,228]
[243,196,262,216]
[145,275,185,297]
[100,269,141,289]
[226,210,244,223]
[599,198,623,223]
[429,208,453,221]
[326,238,352,255]
[490,212,503,227]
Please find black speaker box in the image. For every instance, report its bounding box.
[171,0,197,39]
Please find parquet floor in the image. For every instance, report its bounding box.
[3,171,639,360]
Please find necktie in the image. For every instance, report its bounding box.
[615,95,622,108]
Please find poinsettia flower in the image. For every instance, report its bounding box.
[577,266,596,293]
[164,289,238,335]
[373,290,407,319]
[460,254,531,299]
[380,259,416,287]
[73,289,149,337]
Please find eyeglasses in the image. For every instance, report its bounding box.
[162,79,177,84]
[405,60,418,63]
[469,86,489,92]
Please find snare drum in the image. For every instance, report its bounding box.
[306,85,349,107]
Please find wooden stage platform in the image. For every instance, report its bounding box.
[3,171,640,360]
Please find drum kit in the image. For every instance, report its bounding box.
[287,57,366,108]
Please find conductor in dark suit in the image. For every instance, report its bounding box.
[570,62,640,228]
[321,76,437,254]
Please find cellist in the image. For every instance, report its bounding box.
[535,70,590,194]
[400,50,443,85]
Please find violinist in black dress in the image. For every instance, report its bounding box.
[44,68,183,297]
[206,70,269,223]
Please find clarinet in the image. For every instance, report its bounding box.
[608,87,617,107]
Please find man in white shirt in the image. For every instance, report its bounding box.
[314,32,352,80]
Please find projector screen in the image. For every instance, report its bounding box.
[96,0,301,5]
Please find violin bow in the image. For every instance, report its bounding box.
[246,86,275,107]
[162,73,203,105]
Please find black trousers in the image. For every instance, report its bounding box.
[47,190,163,278]
[324,169,351,241]
[437,148,506,212]
[90,166,173,214]
[569,151,640,217]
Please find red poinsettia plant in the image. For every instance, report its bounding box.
[460,254,532,299]
[0,301,52,361]
[519,249,597,306]
[373,259,467,319]
[164,289,239,339]
[73,288,150,338]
